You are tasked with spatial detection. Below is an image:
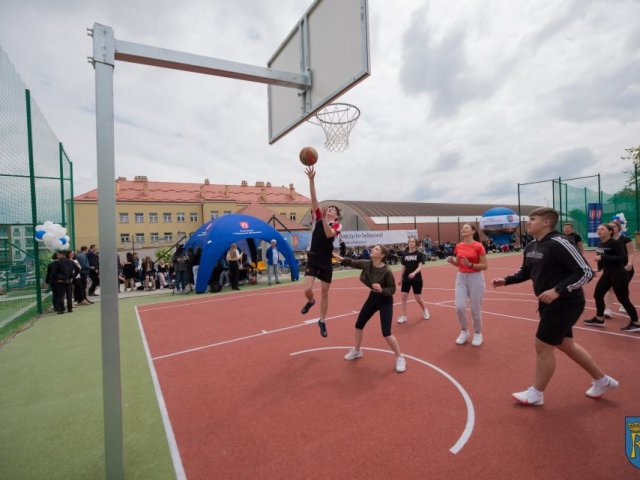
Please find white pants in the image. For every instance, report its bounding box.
[455,271,485,333]
[268,264,279,284]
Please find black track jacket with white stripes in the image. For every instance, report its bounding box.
[504,231,593,300]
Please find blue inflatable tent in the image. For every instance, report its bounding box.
[185,213,300,293]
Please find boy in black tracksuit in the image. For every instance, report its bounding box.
[493,207,618,406]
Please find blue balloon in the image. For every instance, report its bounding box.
[60,237,67,245]
[35,230,46,240]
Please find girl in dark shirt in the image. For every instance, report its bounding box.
[584,224,640,331]
[334,245,407,373]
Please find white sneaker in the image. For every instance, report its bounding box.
[422,309,430,320]
[512,387,544,406]
[455,330,469,345]
[397,315,408,324]
[344,349,363,361]
[619,305,627,313]
[395,356,407,373]
[471,333,483,347]
[585,376,619,398]
[603,309,613,319]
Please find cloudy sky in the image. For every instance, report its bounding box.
[1,0,638,206]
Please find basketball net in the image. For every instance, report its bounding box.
[308,103,360,153]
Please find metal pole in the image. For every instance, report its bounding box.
[437,217,441,243]
[636,164,639,240]
[517,183,523,244]
[25,89,42,314]
[558,177,563,224]
[91,24,124,480]
[59,142,66,227]
[68,154,76,250]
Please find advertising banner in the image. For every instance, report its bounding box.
[587,203,602,247]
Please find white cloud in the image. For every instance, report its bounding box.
[1,0,638,208]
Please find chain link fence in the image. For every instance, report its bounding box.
[517,170,638,247]
[1,47,74,342]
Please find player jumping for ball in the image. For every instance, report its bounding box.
[301,165,342,337]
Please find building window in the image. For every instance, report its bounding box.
[164,232,173,243]
[149,213,158,223]
[177,212,185,223]
[163,213,172,223]
[190,212,198,222]
[150,232,159,242]
[13,227,21,236]
[119,213,129,223]
[289,212,296,221]
[177,231,186,241]
[135,233,144,244]
[120,234,130,243]
[210,211,219,220]
[280,212,286,217]
[223,211,231,216]
[135,213,144,223]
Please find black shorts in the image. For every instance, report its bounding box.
[304,263,333,284]
[401,276,423,294]
[536,298,585,346]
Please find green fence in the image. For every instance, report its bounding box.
[0,47,74,342]
[517,170,638,246]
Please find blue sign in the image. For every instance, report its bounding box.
[587,203,602,248]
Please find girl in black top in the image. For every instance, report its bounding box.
[584,224,640,331]
[604,221,635,318]
[397,236,430,324]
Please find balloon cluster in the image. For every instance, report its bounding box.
[612,212,627,234]
[34,221,71,251]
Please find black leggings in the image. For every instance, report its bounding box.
[595,268,638,323]
[355,292,393,337]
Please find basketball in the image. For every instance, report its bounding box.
[299,146,318,166]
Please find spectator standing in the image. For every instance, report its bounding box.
[87,244,100,296]
[172,245,189,293]
[76,246,92,303]
[266,239,282,286]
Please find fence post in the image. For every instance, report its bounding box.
[68,153,76,250]
[26,89,42,314]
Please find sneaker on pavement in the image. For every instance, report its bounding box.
[423,309,430,320]
[397,315,408,324]
[586,376,619,398]
[621,322,640,333]
[301,299,316,314]
[583,317,605,328]
[603,309,613,319]
[512,387,544,406]
[344,349,363,360]
[471,333,483,347]
[395,356,407,373]
[318,320,327,337]
[455,330,469,345]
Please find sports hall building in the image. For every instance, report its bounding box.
[309,200,538,244]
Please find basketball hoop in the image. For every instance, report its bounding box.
[308,103,360,153]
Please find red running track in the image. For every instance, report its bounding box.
[137,252,640,479]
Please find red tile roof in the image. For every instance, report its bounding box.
[74,177,310,205]
[236,202,308,231]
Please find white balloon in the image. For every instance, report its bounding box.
[43,220,53,229]
[35,224,46,232]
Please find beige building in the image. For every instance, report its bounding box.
[74,176,311,256]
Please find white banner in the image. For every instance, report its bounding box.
[339,230,418,247]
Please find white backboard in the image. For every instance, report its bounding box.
[267,0,370,144]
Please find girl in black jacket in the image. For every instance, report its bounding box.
[584,223,640,332]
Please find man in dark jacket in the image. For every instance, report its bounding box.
[49,250,80,314]
[87,244,100,296]
[492,207,618,406]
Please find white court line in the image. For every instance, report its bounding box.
[135,307,186,480]
[138,287,364,313]
[430,298,640,340]
[289,346,475,455]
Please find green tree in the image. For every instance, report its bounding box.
[623,145,640,188]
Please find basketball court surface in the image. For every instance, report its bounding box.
[136,253,640,479]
